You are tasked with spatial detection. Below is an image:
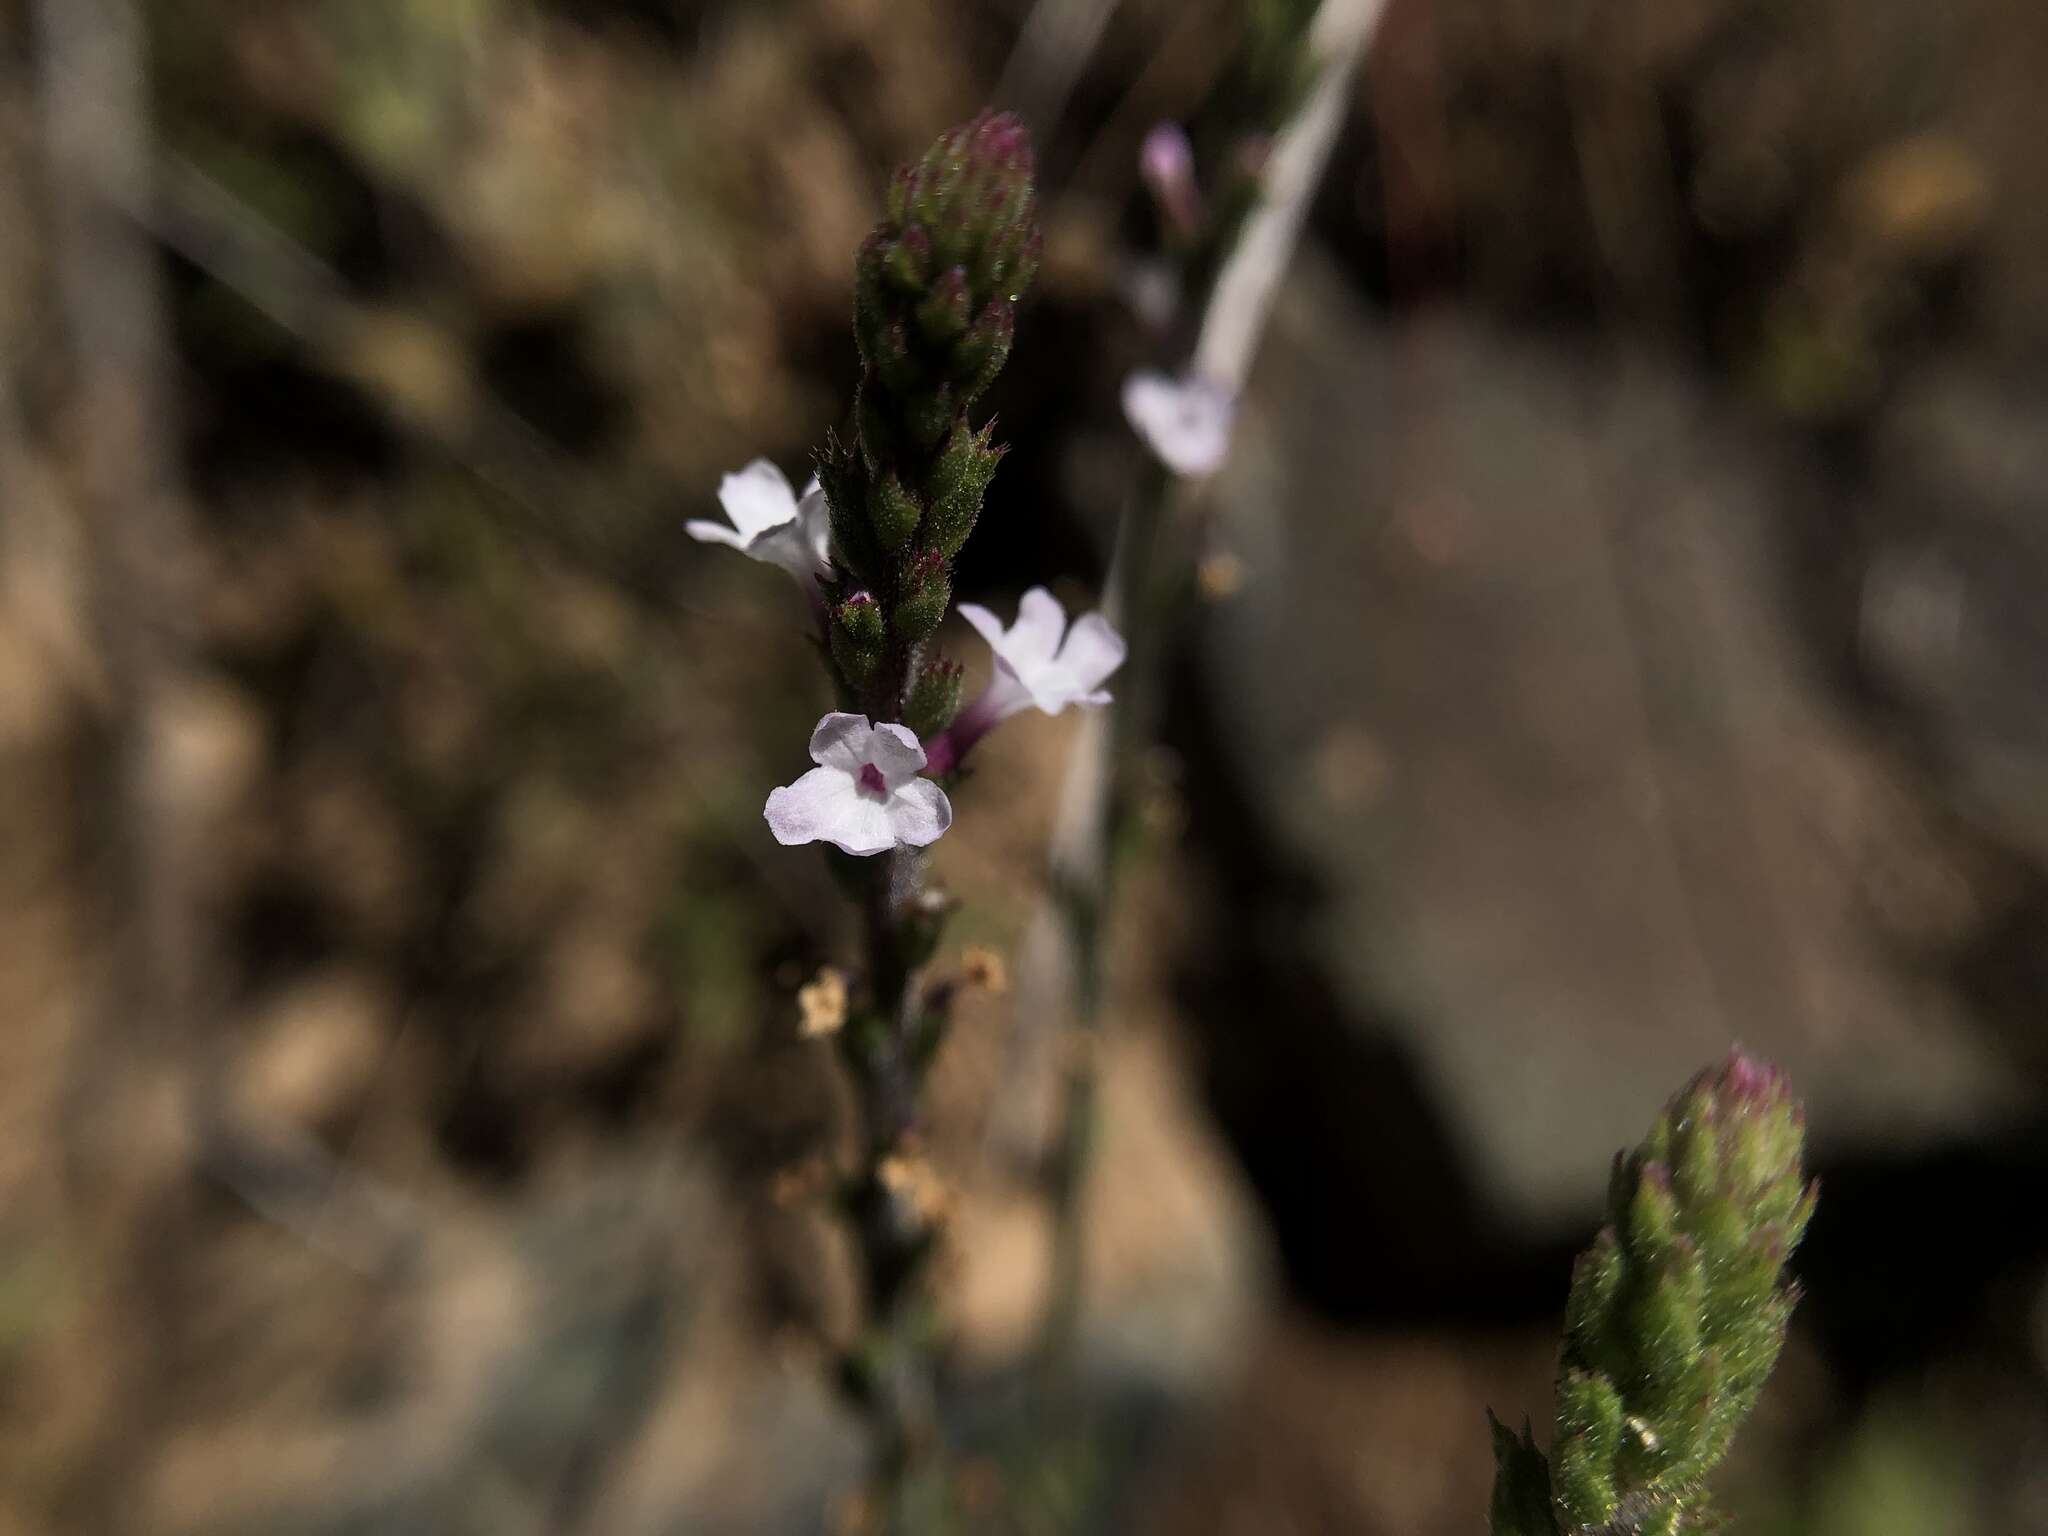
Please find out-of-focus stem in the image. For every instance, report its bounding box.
[1032,0,1388,1387]
[35,0,205,1527]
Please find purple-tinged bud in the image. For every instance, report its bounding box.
[952,300,1015,404]
[905,655,965,742]
[829,590,887,687]
[892,548,951,642]
[886,226,933,293]
[1140,122,1204,240]
[871,320,924,395]
[1529,1050,1816,1536]
[916,266,973,344]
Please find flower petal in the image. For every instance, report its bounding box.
[765,767,896,856]
[795,481,833,573]
[886,778,954,848]
[979,664,1038,723]
[865,722,929,789]
[747,520,829,584]
[718,459,800,539]
[1055,612,1128,694]
[1009,587,1067,665]
[807,711,878,774]
[957,602,1008,655]
[1122,370,1235,478]
[685,518,751,550]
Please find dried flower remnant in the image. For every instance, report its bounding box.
[797,966,850,1038]
[959,944,1008,994]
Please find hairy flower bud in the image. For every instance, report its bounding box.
[1488,1050,1816,1536]
[867,472,922,552]
[904,655,965,742]
[817,436,878,588]
[830,591,887,688]
[892,549,951,643]
[820,112,1041,720]
[922,421,1004,558]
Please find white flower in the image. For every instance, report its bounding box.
[687,459,832,584]
[957,586,1127,723]
[1121,369,1235,478]
[764,713,953,857]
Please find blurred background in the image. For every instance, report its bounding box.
[3,0,2046,1531]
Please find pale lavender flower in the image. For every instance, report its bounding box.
[765,713,952,856]
[687,459,832,585]
[926,588,1126,774]
[1121,370,1236,478]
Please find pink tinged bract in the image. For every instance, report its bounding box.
[764,713,953,857]
[1121,370,1236,478]
[687,459,833,584]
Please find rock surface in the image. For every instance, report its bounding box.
[1196,256,2033,1235]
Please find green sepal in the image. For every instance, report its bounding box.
[1487,1414,1562,1536]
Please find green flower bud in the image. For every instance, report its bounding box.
[852,113,1039,489]
[1565,1051,1814,1533]
[816,436,878,588]
[915,266,973,345]
[892,549,950,643]
[1487,1051,1816,1536]
[951,299,1015,405]
[922,421,1003,558]
[867,471,922,552]
[904,655,964,741]
[904,384,955,452]
[829,591,886,688]
[885,225,932,293]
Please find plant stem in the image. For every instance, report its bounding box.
[842,815,944,1521]
[1030,0,1389,1390]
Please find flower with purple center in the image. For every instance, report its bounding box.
[925,587,1126,774]
[1121,369,1236,478]
[687,459,833,585]
[764,712,953,856]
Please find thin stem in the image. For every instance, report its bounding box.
[1030,0,1388,1391]
[837,725,947,1522]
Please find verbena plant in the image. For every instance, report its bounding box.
[1491,1051,1818,1536]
